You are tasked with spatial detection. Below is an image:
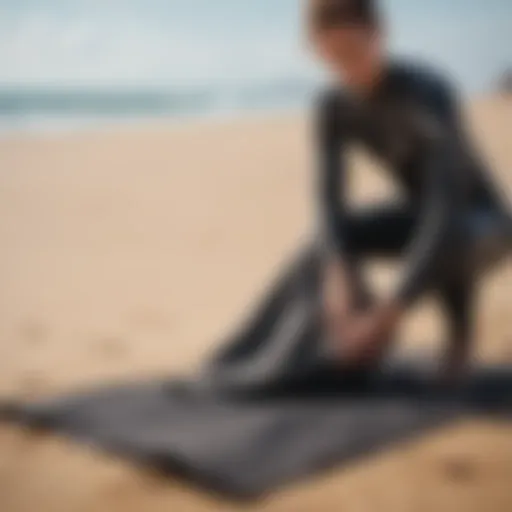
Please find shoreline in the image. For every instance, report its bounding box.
[0,92,505,142]
[0,104,308,141]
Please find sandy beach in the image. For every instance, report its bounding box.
[0,97,511,511]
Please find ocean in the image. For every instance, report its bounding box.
[0,0,510,133]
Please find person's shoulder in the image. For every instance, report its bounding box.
[390,59,465,133]
[314,86,355,143]
[388,59,456,98]
[315,85,353,128]
[315,86,350,112]
[388,59,462,121]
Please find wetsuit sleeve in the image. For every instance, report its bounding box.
[396,78,464,304]
[315,92,350,260]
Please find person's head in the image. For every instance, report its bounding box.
[307,0,386,91]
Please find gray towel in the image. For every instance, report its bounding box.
[1,242,511,499]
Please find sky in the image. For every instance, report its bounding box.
[0,0,510,92]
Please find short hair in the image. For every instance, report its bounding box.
[307,0,379,33]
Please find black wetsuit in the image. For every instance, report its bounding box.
[316,61,511,338]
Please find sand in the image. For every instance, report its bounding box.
[0,97,511,511]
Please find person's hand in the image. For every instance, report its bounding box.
[323,289,352,352]
[338,302,402,366]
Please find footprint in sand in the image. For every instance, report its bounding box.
[504,338,512,361]
[19,320,48,347]
[128,309,172,332]
[18,371,50,400]
[441,457,479,483]
[94,337,128,360]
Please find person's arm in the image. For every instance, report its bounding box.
[339,78,465,365]
[395,144,460,304]
[315,93,359,308]
[315,92,347,257]
[315,92,374,329]
[393,78,464,306]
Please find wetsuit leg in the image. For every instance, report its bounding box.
[466,209,512,275]
[343,202,416,258]
[339,202,417,310]
[343,203,511,280]
[342,204,505,367]
[437,273,476,368]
